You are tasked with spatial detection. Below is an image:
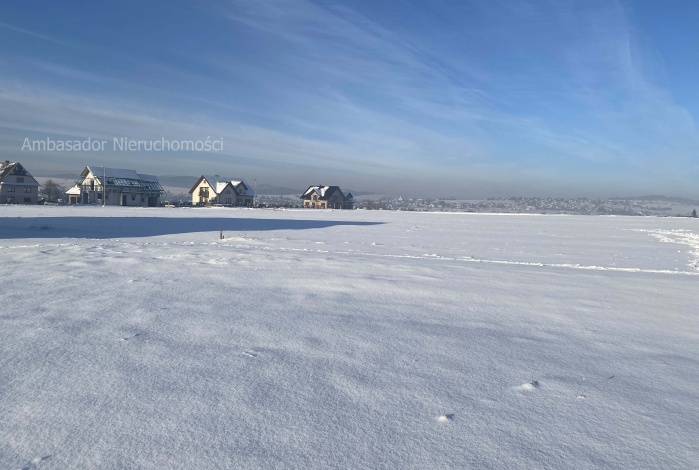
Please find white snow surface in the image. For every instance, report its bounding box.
[1,206,698,469]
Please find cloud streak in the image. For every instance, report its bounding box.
[0,0,697,197]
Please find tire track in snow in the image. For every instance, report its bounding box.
[3,237,698,277]
[267,247,699,276]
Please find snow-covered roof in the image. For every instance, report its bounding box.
[196,175,254,196]
[86,166,141,180]
[77,166,163,193]
[0,161,15,179]
[301,185,348,201]
[215,181,230,194]
[65,185,81,195]
[0,161,38,184]
[303,185,330,197]
[201,175,224,188]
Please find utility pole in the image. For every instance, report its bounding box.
[254,178,257,207]
[103,166,106,207]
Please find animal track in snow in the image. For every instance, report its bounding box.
[518,380,540,391]
[436,413,455,423]
[242,349,257,358]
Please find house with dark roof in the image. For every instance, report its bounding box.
[66,165,164,206]
[300,185,353,209]
[189,175,255,207]
[0,161,40,204]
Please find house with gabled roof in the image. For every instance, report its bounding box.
[300,185,353,209]
[189,175,255,207]
[0,161,40,204]
[66,165,164,206]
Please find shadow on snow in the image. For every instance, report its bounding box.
[0,217,383,239]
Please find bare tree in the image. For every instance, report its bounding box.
[41,179,66,202]
[364,200,386,210]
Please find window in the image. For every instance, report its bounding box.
[225,198,232,203]
[131,195,136,200]
[24,198,31,202]
[25,187,32,193]
[8,187,15,192]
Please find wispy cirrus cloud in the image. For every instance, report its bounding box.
[0,0,697,197]
[0,21,72,47]
[218,0,699,172]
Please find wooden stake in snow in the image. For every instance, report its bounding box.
[220,230,224,240]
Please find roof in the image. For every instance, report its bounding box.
[65,185,81,195]
[84,166,140,180]
[231,180,253,196]
[0,161,14,181]
[0,161,39,185]
[215,181,229,194]
[300,185,345,200]
[189,175,255,197]
[302,186,329,198]
[77,166,163,193]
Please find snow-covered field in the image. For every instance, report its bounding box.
[1,206,698,469]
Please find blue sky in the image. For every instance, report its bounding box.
[1,0,698,197]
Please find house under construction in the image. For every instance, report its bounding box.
[66,166,164,206]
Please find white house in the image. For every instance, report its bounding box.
[300,185,353,209]
[189,175,255,207]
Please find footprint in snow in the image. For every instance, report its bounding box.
[119,333,142,342]
[21,455,51,469]
[242,350,257,358]
[518,380,540,391]
[436,414,455,423]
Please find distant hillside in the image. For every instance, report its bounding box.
[255,183,304,195]
[157,175,199,189]
[32,171,81,180]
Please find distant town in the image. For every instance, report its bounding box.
[254,194,699,217]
